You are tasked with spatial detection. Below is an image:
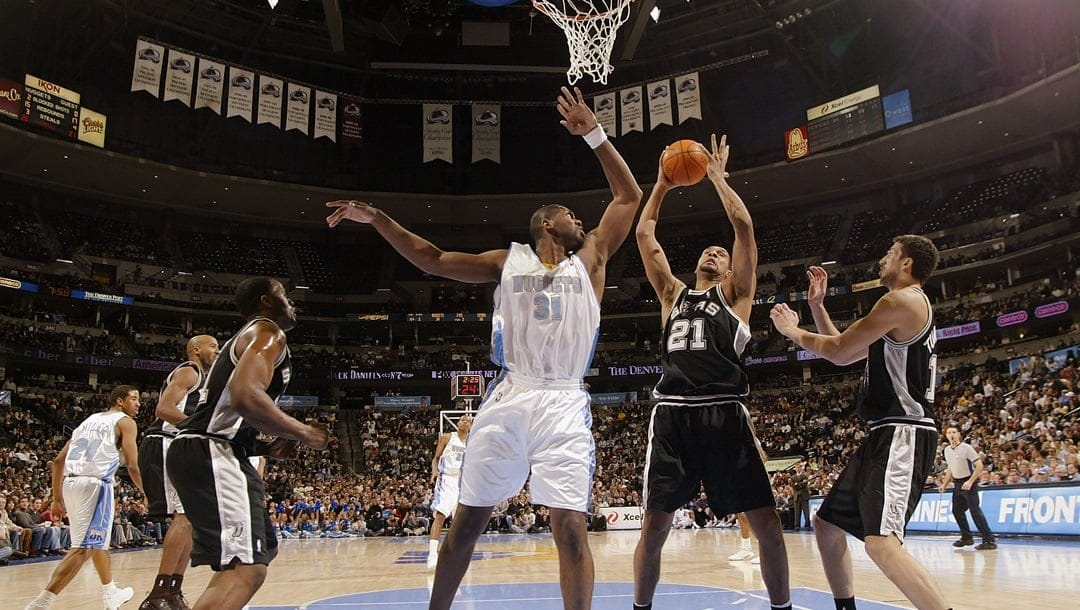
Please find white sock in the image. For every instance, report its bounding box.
[34,591,57,605]
[429,539,439,553]
[741,538,752,551]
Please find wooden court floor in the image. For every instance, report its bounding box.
[7,529,1076,609]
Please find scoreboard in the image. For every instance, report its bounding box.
[807,97,884,154]
[22,74,80,139]
[451,373,485,399]
[805,85,885,155]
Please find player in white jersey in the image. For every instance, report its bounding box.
[25,386,143,610]
[327,86,642,610]
[427,414,472,568]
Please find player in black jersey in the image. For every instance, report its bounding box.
[633,135,791,610]
[138,335,218,610]
[167,278,329,610]
[770,236,948,610]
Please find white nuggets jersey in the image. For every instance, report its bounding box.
[490,242,600,380]
[438,433,467,477]
[65,411,127,480]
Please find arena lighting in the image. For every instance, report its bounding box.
[266,0,279,8]
[821,261,837,265]
[650,6,660,22]
[295,285,310,290]
[56,259,73,264]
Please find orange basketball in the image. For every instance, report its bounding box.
[661,139,710,186]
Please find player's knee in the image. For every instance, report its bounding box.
[862,535,898,562]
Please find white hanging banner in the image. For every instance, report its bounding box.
[619,86,643,136]
[285,83,311,135]
[313,91,337,142]
[423,103,453,164]
[162,49,195,106]
[226,67,254,122]
[256,75,283,128]
[593,93,616,139]
[193,58,225,114]
[471,104,501,164]
[675,72,702,124]
[647,79,673,130]
[130,39,164,98]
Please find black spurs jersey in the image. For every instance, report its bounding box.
[857,286,937,427]
[144,361,206,438]
[176,318,291,455]
[653,285,751,403]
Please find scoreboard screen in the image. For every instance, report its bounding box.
[807,96,884,154]
[21,75,80,139]
[452,373,485,399]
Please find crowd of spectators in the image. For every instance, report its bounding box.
[1,331,1076,560]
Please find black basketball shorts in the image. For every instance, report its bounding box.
[138,435,169,520]
[816,423,938,541]
[167,436,277,570]
[643,401,775,515]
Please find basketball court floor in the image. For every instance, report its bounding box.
[8,529,1076,608]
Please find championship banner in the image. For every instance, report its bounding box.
[471,103,500,164]
[226,66,254,122]
[340,95,362,145]
[285,83,311,135]
[675,72,701,124]
[422,103,452,163]
[256,75,283,128]
[22,74,80,138]
[785,126,809,161]
[619,86,642,136]
[646,79,672,130]
[313,90,337,142]
[77,107,106,148]
[162,49,195,106]
[0,77,24,119]
[193,58,225,114]
[592,92,616,139]
[130,39,164,98]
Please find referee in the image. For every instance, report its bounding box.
[940,426,997,549]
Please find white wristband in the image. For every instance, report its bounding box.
[582,124,607,149]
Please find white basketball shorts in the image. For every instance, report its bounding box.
[458,374,594,512]
[63,475,114,549]
[431,473,460,518]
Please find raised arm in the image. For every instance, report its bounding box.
[326,201,506,284]
[116,416,143,493]
[707,135,756,320]
[557,86,643,263]
[635,153,683,315]
[806,266,841,336]
[154,365,200,425]
[769,291,910,365]
[230,322,330,450]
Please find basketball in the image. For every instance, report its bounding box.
[661,139,710,186]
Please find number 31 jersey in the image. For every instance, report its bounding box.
[490,242,600,381]
[653,285,751,403]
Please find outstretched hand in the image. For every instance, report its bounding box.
[557,86,598,136]
[706,134,732,183]
[325,200,378,228]
[769,303,801,338]
[807,265,829,306]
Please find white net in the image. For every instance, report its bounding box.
[533,0,635,85]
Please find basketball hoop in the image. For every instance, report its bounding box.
[532,0,635,85]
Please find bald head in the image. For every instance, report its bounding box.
[187,334,220,369]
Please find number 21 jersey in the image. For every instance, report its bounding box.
[654,285,751,403]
